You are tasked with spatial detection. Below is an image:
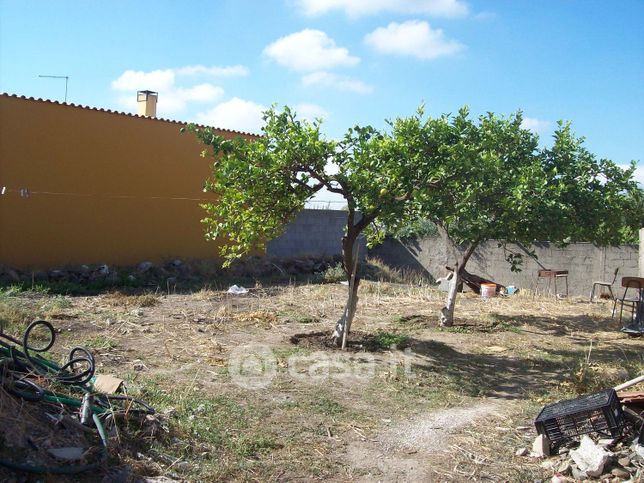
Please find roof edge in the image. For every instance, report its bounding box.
[0,92,260,138]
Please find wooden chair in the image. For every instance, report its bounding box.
[612,276,644,324]
[590,267,619,302]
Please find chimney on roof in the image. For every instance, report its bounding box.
[137,90,158,117]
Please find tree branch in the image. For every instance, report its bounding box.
[307,169,344,194]
[458,238,480,268]
[353,213,376,233]
[289,175,324,193]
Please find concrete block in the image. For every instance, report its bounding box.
[531,434,551,458]
[570,435,610,478]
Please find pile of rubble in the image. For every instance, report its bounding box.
[519,376,644,482]
[522,433,643,481]
[0,254,344,287]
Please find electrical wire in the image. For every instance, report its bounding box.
[0,186,346,204]
[0,187,212,202]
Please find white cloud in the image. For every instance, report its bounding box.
[195,97,266,133]
[111,65,245,115]
[115,94,138,112]
[264,29,359,71]
[521,117,552,135]
[176,84,224,102]
[116,83,224,114]
[364,20,464,60]
[473,11,496,21]
[295,103,330,122]
[112,69,176,92]
[302,71,374,94]
[297,0,469,18]
[174,64,249,77]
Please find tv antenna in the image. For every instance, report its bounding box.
[38,74,69,102]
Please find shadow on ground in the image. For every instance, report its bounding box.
[405,337,641,401]
[394,305,622,336]
[490,312,625,335]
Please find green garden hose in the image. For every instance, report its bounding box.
[0,320,155,475]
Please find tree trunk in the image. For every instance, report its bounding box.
[440,268,460,327]
[333,276,360,347]
[438,232,480,327]
[332,221,360,347]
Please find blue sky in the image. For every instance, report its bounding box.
[1,0,643,197]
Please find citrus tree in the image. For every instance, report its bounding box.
[540,122,641,245]
[191,105,641,333]
[189,107,424,346]
[387,108,640,326]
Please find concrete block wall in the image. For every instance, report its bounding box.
[369,236,639,297]
[640,228,644,277]
[267,209,639,297]
[267,209,366,258]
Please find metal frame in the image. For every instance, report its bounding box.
[535,269,569,298]
[590,267,619,302]
[612,276,644,326]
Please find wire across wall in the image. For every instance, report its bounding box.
[0,187,347,208]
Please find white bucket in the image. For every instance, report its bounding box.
[481,283,496,298]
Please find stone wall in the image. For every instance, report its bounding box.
[369,237,639,297]
[267,209,365,258]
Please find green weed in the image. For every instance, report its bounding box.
[132,379,280,474]
[82,336,117,350]
[0,288,71,334]
[368,331,411,350]
[308,396,346,416]
[322,263,346,283]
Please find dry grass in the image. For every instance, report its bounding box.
[0,287,73,333]
[0,384,104,479]
[1,281,642,481]
[101,292,161,308]
[229,310,278,328]
[429,400,545,481]
[363,256,433,285]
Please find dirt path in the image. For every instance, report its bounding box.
[344,400,507,481]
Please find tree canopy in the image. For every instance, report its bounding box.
[190,107,427,263]
[190,104,642,335]
[189,106,424,345]
[541,122,640,245]
[381,107,641,325]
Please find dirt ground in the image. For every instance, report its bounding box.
[1,281,642,481]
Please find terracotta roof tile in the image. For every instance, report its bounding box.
[0,92,260,137]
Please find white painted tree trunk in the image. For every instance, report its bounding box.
[331,208,371,348]
[333,278,359,346]
[440,270,460,327]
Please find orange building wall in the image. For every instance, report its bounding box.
[0,94,254,269]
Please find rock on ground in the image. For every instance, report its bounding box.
[569,435,611,478]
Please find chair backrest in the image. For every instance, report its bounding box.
[621,276,644,289]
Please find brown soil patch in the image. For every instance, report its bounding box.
[289,329,412,352]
